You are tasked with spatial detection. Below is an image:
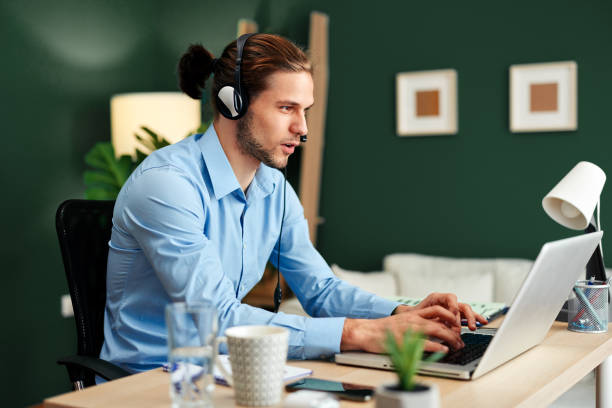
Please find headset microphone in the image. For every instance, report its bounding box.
[300,135,307,143]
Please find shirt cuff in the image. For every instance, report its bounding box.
[303,317,345,359]
[370,298,402,318]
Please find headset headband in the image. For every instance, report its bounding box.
[234,33,254,111]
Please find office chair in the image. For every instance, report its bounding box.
[55,199,130,390]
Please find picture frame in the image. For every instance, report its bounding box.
[509,61,577,133]
[395,69,457,136]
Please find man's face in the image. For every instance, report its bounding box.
[236,71,314,169]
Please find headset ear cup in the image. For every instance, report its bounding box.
[216,85,249,120]
[216,85,237,119]
[236,91,248,118]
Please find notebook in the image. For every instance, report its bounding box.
[163,355,313,386]
[213,355,312,386]
[389,296,508,323]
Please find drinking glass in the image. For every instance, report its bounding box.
[166,302,218,408]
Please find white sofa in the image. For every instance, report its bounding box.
[279,253,534,316]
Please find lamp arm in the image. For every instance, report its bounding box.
[585,210,606,282]
[598,201,604,264]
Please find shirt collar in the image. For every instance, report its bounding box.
[197,124,277,201]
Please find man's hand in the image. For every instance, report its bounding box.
[342,304,464,354]
[393,293,488,331]
[342,293,489,354]
[415,293,488,331]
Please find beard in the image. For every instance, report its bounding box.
[236,112,288,169]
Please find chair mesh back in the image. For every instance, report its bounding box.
[56,200,115,357]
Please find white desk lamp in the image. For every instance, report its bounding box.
[542,161,607,320]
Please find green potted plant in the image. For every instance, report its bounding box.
[375,330,444,408]
[84,123,209,200]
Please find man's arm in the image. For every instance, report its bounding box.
[271,182,400,320]
[271,182,487,354]
[118,166,346,360]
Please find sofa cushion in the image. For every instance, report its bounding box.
[330,264,398,297]
[493,258,532,305]
[278,264,398,317]
[384,254,495,303]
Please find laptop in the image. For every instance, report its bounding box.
[334,232,603,380]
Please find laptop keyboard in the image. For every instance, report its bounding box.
[424,333,493,366]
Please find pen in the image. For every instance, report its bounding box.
[461,320,484,327]
[572,286,605,331]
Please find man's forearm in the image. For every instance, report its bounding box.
[342,305,414,351]
[340,317,388,352]
[340,318,363,351]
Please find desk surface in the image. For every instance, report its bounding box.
[44,322,612,408]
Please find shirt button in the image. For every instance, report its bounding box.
[243,243,246,249]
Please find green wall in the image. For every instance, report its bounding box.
[2,0,611,406]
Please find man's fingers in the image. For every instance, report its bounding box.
[444,293,460,314]
[459,303,477,330]
[458,304,490,331]
[423,321,464,349]
[475,312,489,324]
[424,340,449,353]
[420,293,461,325]
[417,305,461,329]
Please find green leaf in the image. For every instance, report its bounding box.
[84,142,115,170]
[141,126,171,150]
[424,351,445,363]
[383,329,433,391]
[134,133,155,151]
[133,149,148,167]
[85,186,118,200]
[83,123,204,199]
[84,170,121,188]
[83,142,134,200]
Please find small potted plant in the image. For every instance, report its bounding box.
[375,330,444,408]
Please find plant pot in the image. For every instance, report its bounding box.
[375,382,439,408]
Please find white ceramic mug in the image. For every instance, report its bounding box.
[216,325,289,406]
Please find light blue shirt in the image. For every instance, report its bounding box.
[101,124,400,372]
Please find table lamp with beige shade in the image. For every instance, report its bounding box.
[542,161,607,320]
[110,92,201,158]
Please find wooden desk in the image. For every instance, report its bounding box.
[44,322,612,408]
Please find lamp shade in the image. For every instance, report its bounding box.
[542,161,606,230]
[111,92,201,157]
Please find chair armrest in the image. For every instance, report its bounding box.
[58,355,131,382]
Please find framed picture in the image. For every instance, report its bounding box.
[510,61,577,132]
[396,69,457,136]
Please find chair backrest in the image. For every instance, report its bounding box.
[56,199,115,358]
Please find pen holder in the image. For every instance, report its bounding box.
[568,280,609,333]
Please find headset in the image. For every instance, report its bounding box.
[215,34,252,120]
[215,33,308,312]
[215,33,308,143]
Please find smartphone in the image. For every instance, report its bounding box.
[285,378,375,401]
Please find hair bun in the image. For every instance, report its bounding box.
[178,44,214,100]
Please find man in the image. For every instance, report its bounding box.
[101,33,486,372]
